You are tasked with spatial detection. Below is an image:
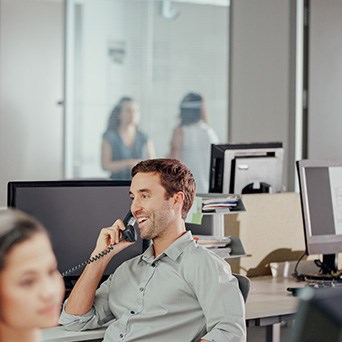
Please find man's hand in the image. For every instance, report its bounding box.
[91,219,135,259]
[64,219,135,316]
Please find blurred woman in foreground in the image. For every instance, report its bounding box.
[0,209,64,342]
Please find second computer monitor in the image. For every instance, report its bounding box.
[209,142,284,194]
[297,159,342,273]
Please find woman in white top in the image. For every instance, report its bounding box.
[170,92,219,193]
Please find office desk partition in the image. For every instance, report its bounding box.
[42,276,300,342]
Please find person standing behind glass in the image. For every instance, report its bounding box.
[170,92,219,193]
[101,97,155,180]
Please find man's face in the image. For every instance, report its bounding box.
[129,172,177,240]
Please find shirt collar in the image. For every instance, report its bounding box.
[141,231,194,263]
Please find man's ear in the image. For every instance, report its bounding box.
[173,191,185,210]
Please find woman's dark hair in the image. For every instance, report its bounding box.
[179,92,203,125]
[132,158,196,220]
[106,97,134,131]
[0,209,45,271]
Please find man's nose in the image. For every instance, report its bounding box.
[131,197,142,214]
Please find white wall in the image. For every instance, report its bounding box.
[229,0,296,190]
[0,0,64,206]
[308,0,342,159]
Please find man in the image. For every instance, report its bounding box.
[60,158,246,341]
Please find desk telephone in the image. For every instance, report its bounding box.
[61,211,136,277]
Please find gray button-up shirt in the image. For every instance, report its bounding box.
[60,231,246,341]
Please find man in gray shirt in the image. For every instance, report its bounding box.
[60,158,246,341]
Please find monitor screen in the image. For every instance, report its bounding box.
[209,142,284,194]
[7,180,148,288]
[297,160,342,273]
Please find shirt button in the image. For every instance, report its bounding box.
[139,287,144,292]
[152,263,155,267]
[130,310,135,314]
[120,333,123,338]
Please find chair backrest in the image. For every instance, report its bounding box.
[233,273,250,302]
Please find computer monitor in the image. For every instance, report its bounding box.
[209,142,284,194]
[7,180,148,289]
[297,160,342,274]
[290,286,342,342]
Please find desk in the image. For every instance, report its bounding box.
[42,276,301,342]
[246,276,299,342]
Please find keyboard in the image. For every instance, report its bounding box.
[298,273,342,283]
[287,281,342,296]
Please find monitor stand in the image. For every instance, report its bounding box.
[299,254,341,282]
[322,254,338,274]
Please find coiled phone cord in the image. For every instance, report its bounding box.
[61,244,115,277]
[61,212,136,277]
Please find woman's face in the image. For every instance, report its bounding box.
[120,100,139,126]
[0,232,64,330]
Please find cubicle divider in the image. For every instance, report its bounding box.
[224,192,309,276]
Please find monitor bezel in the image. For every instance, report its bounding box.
[7,179,132,207]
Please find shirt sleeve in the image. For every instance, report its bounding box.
[59,275,115,331]
[185,248,246,342]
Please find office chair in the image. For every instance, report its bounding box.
[233,273,250,303]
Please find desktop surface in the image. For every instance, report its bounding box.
[245,276,299,322]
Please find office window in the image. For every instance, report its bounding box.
[64,0,229,181]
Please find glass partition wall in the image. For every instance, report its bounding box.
[64,0,229,181]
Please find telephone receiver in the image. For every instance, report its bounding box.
[61,211,137,277]
[121,211,137,243]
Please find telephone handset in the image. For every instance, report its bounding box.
[61,211,136,277]
[121,211,137,243]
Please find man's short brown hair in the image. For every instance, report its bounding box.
[132,159,196,220]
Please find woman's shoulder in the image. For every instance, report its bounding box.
[172,125,183,136]
[103,129,120,143]
[103,129,118,139]
[198,121,219,142]
[136,129,149,143]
